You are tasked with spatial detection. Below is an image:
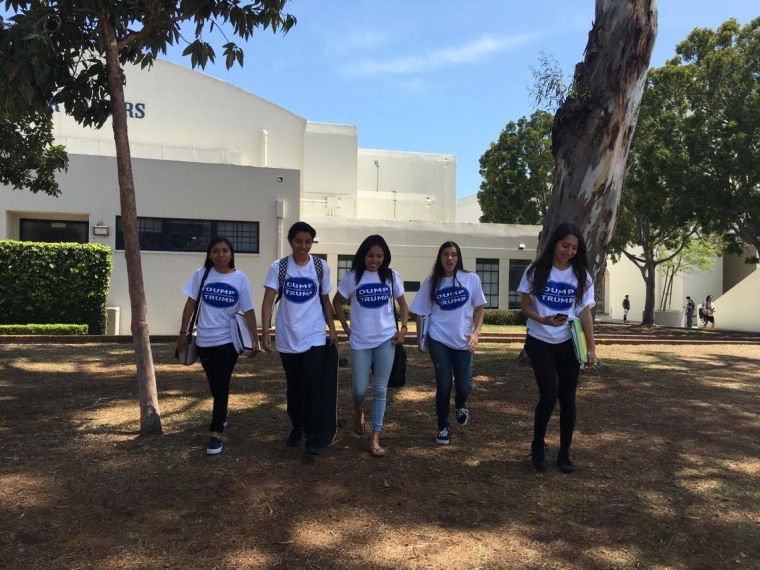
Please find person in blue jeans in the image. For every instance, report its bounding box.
[333,235,409,457]
[410,241,486,445]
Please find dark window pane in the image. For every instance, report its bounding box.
[20,219,88,243]
[476,258,499,309]
[508,259,531,309]
[403,281,421,292]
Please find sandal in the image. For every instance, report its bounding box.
[353,410,366,436]
[369,445,386,458]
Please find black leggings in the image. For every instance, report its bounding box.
[197,343,239,433]
[526,335,579,452]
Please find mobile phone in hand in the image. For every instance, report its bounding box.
[553,313,567,320]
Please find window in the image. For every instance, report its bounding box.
[508,259,531,309]
[403,281,421,292]
[20,219,88,243]
[476,258,499,308]
[312,253,327,261]
[115,216,259,253]
[337,254,354,282]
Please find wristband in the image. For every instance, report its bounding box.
[179,330,187,334]
[400,326,408,330]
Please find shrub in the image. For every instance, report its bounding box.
[483,309,527,326]
[0,241,112,334]
[0,324,88,335]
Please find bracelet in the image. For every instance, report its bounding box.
[400,326,408,330]
[179,330,187,334]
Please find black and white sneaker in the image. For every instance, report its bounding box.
[455,408,469,426]
[436,427,450,445]
[206,436,223,455]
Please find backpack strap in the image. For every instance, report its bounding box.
[274,256,289,304]
[313,256,324,296]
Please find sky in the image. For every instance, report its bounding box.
[162,1,759,199]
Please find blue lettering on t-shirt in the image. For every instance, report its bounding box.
[202,282,239,308]
[284,276,317,304]
[356,283,391,309]
[538,280,576,311]
[435,286,470,311]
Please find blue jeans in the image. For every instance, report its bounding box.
[427,337,473,431]
[351,339,395,432]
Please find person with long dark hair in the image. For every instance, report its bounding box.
[333,235,409,458]
[177,237,260,455]
[410,241,486,445]
[260,221,339,455]
[518,223,596,473]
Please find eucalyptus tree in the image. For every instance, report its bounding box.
[0,0,296,434]
[540,0,658,284]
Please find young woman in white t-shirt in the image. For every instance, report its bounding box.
[177,237,260,455]
[333,235,409,458]
[518,223,596,474]
[410,241,486,446]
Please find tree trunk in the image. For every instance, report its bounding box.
[101,18,162,434]
[641,259,656,326]
[541,0,658,282]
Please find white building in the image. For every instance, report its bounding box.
[2,60,757,333]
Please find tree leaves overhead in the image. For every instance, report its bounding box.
[477,110,554,224]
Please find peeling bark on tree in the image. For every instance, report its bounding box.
[101,17,162,434]
[541,0,658,284]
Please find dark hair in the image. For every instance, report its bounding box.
[287,221,316,242]
[527,223,589,304]
[428,241,466,305]
[351,235,392,285]
[204,237,236,269]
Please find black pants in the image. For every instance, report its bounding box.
[280,344,328,445]
[197,343,239,433]
[526,335,579,452]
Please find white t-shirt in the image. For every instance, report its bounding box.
[517,264,595,344]
[183,267,255,348]
[409,270,487,351]
[263,255,332,354]
[337,269,404,350]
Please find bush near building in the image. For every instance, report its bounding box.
[0,324,88,335]
[0,241,112,334]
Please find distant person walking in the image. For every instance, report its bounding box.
[622,295,631,323]
[685,296,696,328]
[701,295,716,329]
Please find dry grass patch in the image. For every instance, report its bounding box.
[1,339,758,569]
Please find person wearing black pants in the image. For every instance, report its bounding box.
[279,344,327,448]
[518,223,596,474]
[178,237,260,455]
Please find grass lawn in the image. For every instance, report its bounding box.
[1,340,758,569]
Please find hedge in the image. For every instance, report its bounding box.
[0,324,88,335]
[483,309,527,326]
[0,241,112,334]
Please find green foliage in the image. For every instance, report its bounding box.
[0,323,88,335]
[0,241,112,334]
[477,110,554,224]
[483,309,527,326]
[0,1,296,127]
[672,18,760,256]
[0,108,68,195]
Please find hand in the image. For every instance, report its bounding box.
[261,331,273,353]
[328,329,339,347]
[587,350,597,366]
[343,325,351,338]
[466,331,480,352]
[176,334,188,352]
[392,329,406,345]
[544,314,568,327]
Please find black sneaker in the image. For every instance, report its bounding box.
[557,449,575,473]
[455,408,469,426]
[436,427,450,445]
[531,441,548,470]
[286,427,303,448]
[206,436,223,455]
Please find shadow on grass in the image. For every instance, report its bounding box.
[0,341,758,569]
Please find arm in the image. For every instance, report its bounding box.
[332,291,351,337]
[176,297,196,351]
[579,305,596,365]
[466,304,485,352]
[392,294,409,346]
[243,308,261,355]
[321,294,338,346]
[260,287,276,353]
